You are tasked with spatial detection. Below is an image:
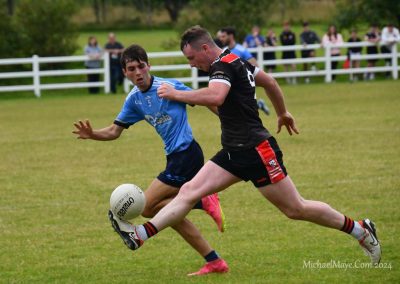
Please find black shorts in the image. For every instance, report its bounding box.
[211,137,287,188]
[301,49,314,58]
[157,140,204,188]
[282,51,296,59]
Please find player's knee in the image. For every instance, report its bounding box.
[283,205,305,220]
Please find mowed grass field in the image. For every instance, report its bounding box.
[0,81,399,283]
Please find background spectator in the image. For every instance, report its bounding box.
[243,25,265,60]
[322,25,344,81]
[280,21,297,84]
[219,26,258,66]
[380,23,400,78]
[264,29,278,73]
[300,22,320,83]
[364,24,380,80]
[347,29,362,81]
[84,36,102,94]
[104,33,124,93]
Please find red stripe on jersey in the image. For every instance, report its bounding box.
[221,53,239,63]
[255,140,285,184]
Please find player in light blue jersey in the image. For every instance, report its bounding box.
[219,27,270,116]
[73,44,228,276]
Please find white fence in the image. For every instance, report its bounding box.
[0,42,398,97]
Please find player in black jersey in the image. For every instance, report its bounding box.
[109,26,381,268]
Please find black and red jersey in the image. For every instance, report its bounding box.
[209,49,271,150]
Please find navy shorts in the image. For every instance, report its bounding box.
[210,137,287,188]
[157,140,204,188]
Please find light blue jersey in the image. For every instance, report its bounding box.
[114,76,193,155]
[230,43,253,61]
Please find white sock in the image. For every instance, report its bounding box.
[351,221,366,240]
[135,225,149,241]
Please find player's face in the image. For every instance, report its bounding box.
[218,32,230,46]
[123,60,151,91]
[182,44,210,72]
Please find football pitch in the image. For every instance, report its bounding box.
[1,81,399,283]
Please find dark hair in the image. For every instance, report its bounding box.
[303,21,309,27]
[120,44,148,69]
[88,36,97,46]
[220,26,236,37]
[180,25,216,51]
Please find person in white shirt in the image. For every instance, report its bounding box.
[380,24,400,77]
[322,25,344,81]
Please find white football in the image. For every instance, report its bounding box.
[110,184,146,221]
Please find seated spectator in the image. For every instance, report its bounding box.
[243,25,266,60]
[380,23,400,78]
[347,29,362,81]
[264,29,278,73]
[322,25,344,81]
[280,21,297,84]
[84,36,102,94]
[364,24,380,80]
[300,22,320,83]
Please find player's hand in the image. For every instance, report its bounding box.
[277,112,299,135]
[157,83,177,100]
[72,119,93,139]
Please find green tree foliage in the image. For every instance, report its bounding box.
[176,0,273,41]
[0,6,22,58]
[14,0,79,57]
[335,0,400,29]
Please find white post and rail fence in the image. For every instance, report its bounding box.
[0,42,398,98]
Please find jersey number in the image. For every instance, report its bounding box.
[246,69,255,87]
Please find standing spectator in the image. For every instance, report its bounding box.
[300,22,320,83]
[347,29,362,81]
[280,21,297,84]
[322,25,344,81]
[264,29,278,73]
[380,23,400,78]
[105,33,124,93]
[84,36,102,94]
[364,24,380,80]
[243,25,266,60]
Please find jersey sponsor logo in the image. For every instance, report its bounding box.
[144,113,172,127]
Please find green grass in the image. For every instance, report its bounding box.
[0,80,399,283]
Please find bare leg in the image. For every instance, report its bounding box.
[258,176,344,229]
[142,179,215,257]
[150,161,241,231]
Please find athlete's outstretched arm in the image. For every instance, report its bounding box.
[73,120,124,140]
[157,82,229,106]
[255,70,299,135]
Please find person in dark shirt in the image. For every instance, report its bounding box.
[347,29,362,81]
[299,22,320,83]
[104,33,124,93]
[280,21,297,84]
[108,26,382,269]
[364,24,380,80]
[264,29,278,74]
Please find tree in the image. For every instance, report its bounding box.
[177,0,273,42]
[7,0,15,15]
[0,6,22,58]
[164,0,190,22]
[335,0,400,29]
[14,0,79,57]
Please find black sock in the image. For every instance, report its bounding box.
[341,215,355,234]
[204,250,219,262]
